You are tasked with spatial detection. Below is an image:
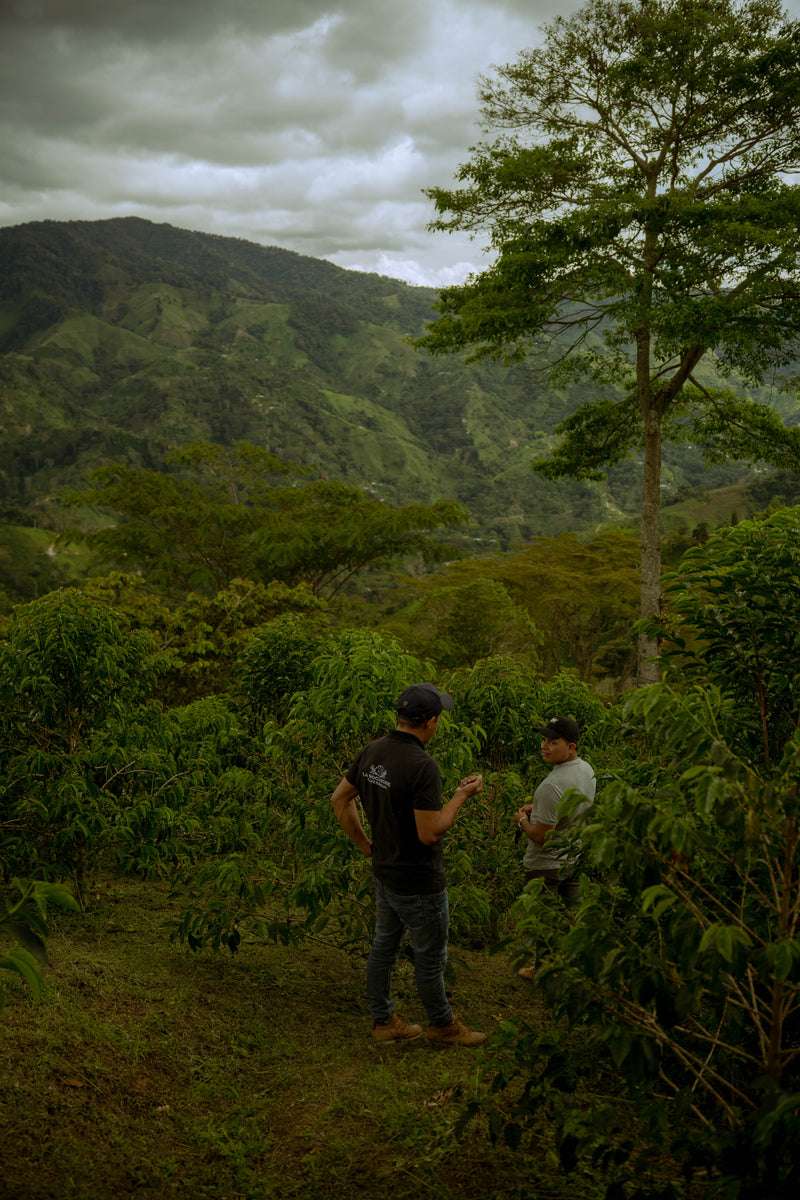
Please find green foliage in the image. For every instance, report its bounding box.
[382,529,639,683]
[152,578,323,707]
[171,629,487,953]
[277,628,436,768]
[443,656,544,772]
[645,506,800,767]
[436,660,609,943]
[386,576,541,669]
[492,512,800,1195]
[63,442,467,601]
[0,878,79,998]
[79,571,323,708]
[0,522,71,612]
[60,443,301,598]
[0,589,243,894]
[248,477,468,599]
[500,691,800,1193]
[233,611,328,725]
[0,587,155,744]
[175,636,616,958]
[417,0,800,676]
[745,469,800,513]
[495,532,640,684]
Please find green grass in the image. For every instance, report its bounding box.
[660,479,755,532]
[0,877,580,1200]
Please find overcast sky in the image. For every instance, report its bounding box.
[1,0,798,287]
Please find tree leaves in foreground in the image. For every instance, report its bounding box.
[0,879,79,998]
[416,0,800,682]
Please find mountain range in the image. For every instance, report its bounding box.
[0,217,776,548]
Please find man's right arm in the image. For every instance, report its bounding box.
[516,812,555,845]
[515,779,558,845]
[330,778,372,857]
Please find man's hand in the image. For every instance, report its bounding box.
[458,774,483,795]
[414,773,484,846]
[514,806,554,846]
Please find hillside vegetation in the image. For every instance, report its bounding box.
[0,217,776,548]
[3,508,800,1198]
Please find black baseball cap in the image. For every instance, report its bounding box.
[535,716,580,743]
[397,682,454,721]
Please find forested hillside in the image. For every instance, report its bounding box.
[0,217,767,545]
[4,2,800,1195]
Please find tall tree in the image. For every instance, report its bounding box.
[416,0,800,682]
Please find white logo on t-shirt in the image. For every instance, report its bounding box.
[364,764,390,790]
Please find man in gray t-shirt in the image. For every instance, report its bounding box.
[513,715,595,979]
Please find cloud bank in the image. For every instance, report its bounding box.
[0,0,578,284]
[3,1,798,285]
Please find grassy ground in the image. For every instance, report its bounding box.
[0,877,578,1200]
[659,479,754,532]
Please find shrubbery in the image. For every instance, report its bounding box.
[3,507,800,1196]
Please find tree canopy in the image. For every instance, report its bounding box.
[62,442,467,601]
[416,0,800,681]
[383,530,640,683]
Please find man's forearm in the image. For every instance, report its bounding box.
[338,803,372,856]
[425,789,469,841]
[331,778,372,857]
[415,776,483,846]
[517,811,554,845]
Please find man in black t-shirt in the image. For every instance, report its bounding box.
[331,682,486,1047]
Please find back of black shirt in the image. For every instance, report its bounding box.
[346,729,445,894]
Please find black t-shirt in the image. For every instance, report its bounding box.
[346,728,445,894]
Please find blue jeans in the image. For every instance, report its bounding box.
[367,877,453,1027]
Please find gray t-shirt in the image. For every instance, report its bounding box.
[522,756,596,873]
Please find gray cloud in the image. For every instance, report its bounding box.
[3,0,797,286]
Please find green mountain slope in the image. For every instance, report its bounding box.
[0,217,785,544]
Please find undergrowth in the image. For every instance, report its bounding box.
[0,875,594,1200]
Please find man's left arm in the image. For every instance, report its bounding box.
[414,775,483,846]
[330,778,372,857]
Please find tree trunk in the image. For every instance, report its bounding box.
[638,404,662,686]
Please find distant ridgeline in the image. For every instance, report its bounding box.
[0,217,785,542]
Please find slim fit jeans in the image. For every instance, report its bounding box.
[366,877,453,1027]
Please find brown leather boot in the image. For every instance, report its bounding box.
[425,1016,486,1047]
[371,1013,423,1043]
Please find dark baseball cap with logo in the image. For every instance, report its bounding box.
[535,715,580,744]
[397,682,454,721]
